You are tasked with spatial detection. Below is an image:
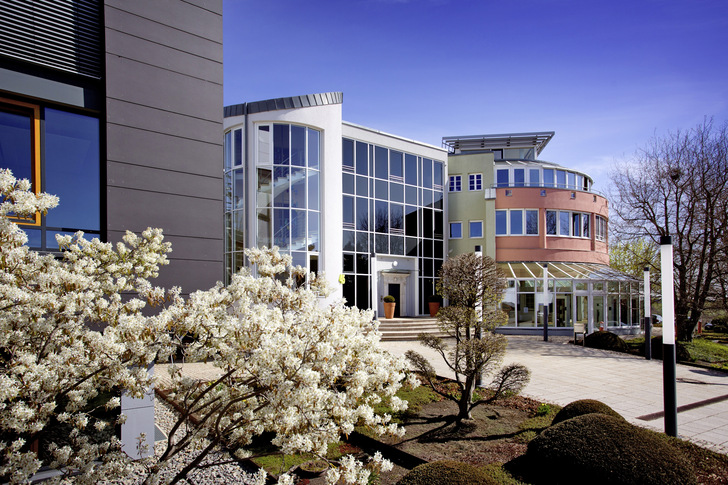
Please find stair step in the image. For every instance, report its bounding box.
[375,318,447,341]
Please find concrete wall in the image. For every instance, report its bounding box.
[104,0,224,293]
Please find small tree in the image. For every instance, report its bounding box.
[406,253,529,422]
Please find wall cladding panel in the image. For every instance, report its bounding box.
[107,162,221,200]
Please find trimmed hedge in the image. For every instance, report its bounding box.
[584,331,629,353]
[524,414,696,485]
[396,460,498,485]
[551,399,624,426]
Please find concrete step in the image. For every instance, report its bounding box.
[376,318,449,341]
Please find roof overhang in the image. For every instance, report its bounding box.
[442,131,555,155]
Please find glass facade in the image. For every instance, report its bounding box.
[500,262,641,330]
[342,138,445,314]
[1,98,100,250]
[224,123,321,281]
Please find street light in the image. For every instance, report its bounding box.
[660,236,677,437]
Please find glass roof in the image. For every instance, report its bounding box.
[498,262,639,282]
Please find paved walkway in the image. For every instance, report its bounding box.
[380,336,728,454]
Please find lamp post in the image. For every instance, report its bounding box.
[543,263,549,342]
[660,236,677,437]
[644,266,652,360]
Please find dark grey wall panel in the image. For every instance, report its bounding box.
[104,0,223,293]
[107,187,221,239]
[104,7,222,62]
[105,29,221,83]
[106,98,220,144]
[106,125,220,176]
[105,0,223,44]
[106,56,220,121]
[107,162,221,200]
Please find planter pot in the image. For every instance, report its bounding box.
[428,302,440,317]
[383,302,396,319]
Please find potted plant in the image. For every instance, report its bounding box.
[383,295,396,319]
[428,294,441,317]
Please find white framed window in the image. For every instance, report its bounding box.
[546,210,593,238]
[469,220,483,238]
[468,173,482,191]
[449,175,462,192]
[596,215,607,241]
[450,221,463,238]
[495,209,539,236]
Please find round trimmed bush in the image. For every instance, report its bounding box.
[551,399,624,426]
[396,460,497,485]
[525,414,696,485]
[584,331,628,353]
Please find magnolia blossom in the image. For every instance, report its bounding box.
[0,169,414,485]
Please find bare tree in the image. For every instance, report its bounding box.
[610,118,728,341]
[405,253,529,422]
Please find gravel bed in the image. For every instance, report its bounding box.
[96,398,256,485]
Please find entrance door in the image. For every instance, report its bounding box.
[555,294,571,327]
[388,284,401,318]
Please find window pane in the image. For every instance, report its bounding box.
[273,166,289,207]
[343,173,354,194]
[233,129,242,166]
[375,200,388,233]
[307,128,319,169]
[405,153,417,185]
[375,179,388,200]
[526,210,539,235]
[273,124,289,164]
[355,141,368,175]
[556,170,566,188]
[343,196,354,224]
[224,131,231,171]
[434,161,443,186]
[343,232,355,252]
[390,150,403,178]
[559,211,570,236]
[291,209,306,250]
[390,182,404,203]
[375,234,388,253]
[391,204,403,230]
[342,138,354,168]
[274,208,289,249]
[546,210,557,235]
[290,168,305,208]
[45,109,100,231]
[356,197,368,231]
[375,146,388,179]
[529,168,540,186]
[422,158,432,188]
[514,169,525,187]
[572,213,581,237]
[510,210,523,235]
[405,205,417,236]
[496,210,507,235]
[583,214,590,238]
[469,221,483,238]
[543,169,554,187]
[257,208,271,247]
[257,168,272,207]
[568,171,576,189]
[496,169,509,187]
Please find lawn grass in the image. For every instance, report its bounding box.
[683,337,728,370]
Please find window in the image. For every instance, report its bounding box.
[510,210,523,235]
[559,211,570,236]
[513,168,525,187]
[496,169,509,187]
[556,170,567,188]
[526,210,539,235]
[596,215,607,241]
[529,168,540,186]
[543,210,593,238]
[1,98,100,249]
[543,169,555,187]
[572,213,581,237]
[496,211,507,235]
[449,175,462,192]
[469,221,483,238]
[450,222,462,238]
[468,173,482,191]
[546,210,557,235]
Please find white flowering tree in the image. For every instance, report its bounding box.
[0,169,413,485]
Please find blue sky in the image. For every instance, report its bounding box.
[223,0,728,192]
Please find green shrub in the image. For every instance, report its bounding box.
[480,463,525,485]
[551,399,623,426]
[524,414,696,485]
[584,331,628,353]
[649,336,692,362]
[383,295,396,303]
[397,460,498,485]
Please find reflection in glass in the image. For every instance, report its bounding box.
[308,128,319,169]
[405,154,417,185]
[291,125,305,166]
[375,146,388,179]
[273,124,289,164]
[45,109,99,231]
[308,171,319,210]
